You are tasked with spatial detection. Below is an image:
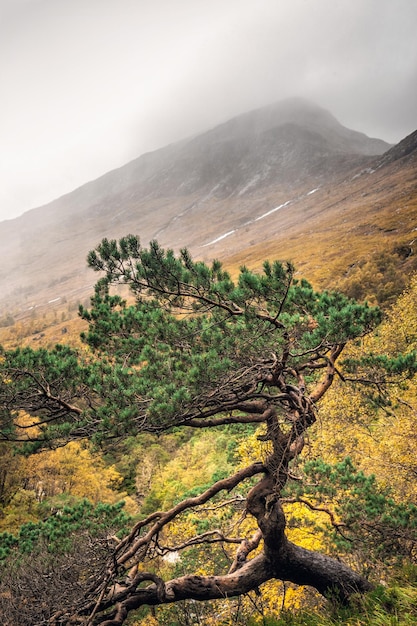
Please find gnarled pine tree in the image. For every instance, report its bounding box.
[0,235,386,624]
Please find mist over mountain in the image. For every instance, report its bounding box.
[61,98,389,203]
[1,97,414,315]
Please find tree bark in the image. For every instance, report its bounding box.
[88,458,373,625]
[93,544,371,625]
[271,541,373,602]
[246,474,372,604]
[94,555,272,625]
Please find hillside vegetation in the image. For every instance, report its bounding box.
[0,235,416,625]
[222,147,417,305]
[0,101,416,624]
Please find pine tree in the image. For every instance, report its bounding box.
[2,235,414,625]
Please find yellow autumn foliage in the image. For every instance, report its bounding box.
[142,430,233,510]
[310,272,417,501]
[0,440,139,532]
[24,440,124,503]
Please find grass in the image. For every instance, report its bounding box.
[247,584,417,626]
[222,162,417,294]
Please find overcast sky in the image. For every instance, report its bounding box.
[1,0,416,222]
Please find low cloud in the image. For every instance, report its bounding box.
[1,0,416,221]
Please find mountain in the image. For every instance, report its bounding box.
[376,128,417,167]
[1,97,415,319]
[225,126,417,289]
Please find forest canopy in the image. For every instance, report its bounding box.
[0,235,416,626]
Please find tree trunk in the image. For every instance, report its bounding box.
[72,472,373,625]
[94,545,371,626]
[93,555,272,625]
[246,474,373,603]
[270,541,373,602]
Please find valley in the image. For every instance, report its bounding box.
[0,99,417,626]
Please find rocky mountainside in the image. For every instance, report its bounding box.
[1,97,414,317]
[376,128,417,167]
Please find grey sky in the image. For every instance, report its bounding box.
[1,0,416,222]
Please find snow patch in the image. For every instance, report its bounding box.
[254,200,291,222]
[351,168,375,180]
[200,186,323,248]
[238,174,261,196]
[202,230,236,247]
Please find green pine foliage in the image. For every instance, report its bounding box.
[1,236,382,449]
[0,499,131,560]
[286,457,417,567]
[3,236,416,625]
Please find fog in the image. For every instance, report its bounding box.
[1,0,416,222]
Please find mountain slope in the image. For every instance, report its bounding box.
[0,98,408,316]
[222,128,417,292]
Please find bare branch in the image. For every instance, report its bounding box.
[157,530,242,555]
[282,497,347,530]
[309,344,345,403]
[114,462,266,568]
[229,529,263,573]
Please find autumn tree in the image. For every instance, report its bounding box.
[1,235,413,625]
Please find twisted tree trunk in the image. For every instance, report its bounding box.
[89,471,371,626]
[93,544,371,626]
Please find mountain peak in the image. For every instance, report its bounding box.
[238,97,340,129]
[201,98,389,155]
